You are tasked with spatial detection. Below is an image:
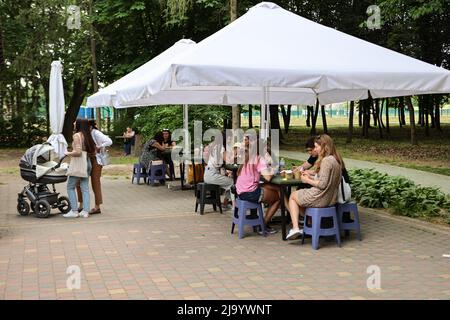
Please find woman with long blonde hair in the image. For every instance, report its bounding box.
[286,134,344,240]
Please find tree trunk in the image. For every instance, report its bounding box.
[400,97,406,126]
[90,0,100,128]
[229,0,240,130]
[346,101,354,143]
[434,95,442,132]
[385,98,390,134]
[372,102,377,127]
[280,104,291,134]
[0,25,4,120]
[306,105,312,127]
[375,99,383,138]
[358,102,362,127]
[320,104,328,134]
[62,78,89,141]
[269,104,282,139]
[248,105,253,128]
[424,97,430,137]
[310,100,319,135]
[362,99,370,138]
[405,97,418,145]
[418,96,424,126]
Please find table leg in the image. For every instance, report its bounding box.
[180,163,185,190]
[280,186,287,241]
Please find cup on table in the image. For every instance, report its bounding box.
[294,170,301,180]
[285,170,293,180]
[280,170,286,178]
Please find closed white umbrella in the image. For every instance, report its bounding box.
[47,61,68,159]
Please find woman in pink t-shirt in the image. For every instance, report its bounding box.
[235,135,280,234]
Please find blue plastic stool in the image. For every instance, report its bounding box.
[147,164,166,186]
[132,163,147,184]
[301,207,341,250]
[231,199,266,239]
[336,202,362,241]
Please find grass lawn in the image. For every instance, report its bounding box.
[281,123,450,176]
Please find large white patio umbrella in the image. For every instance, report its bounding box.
[46,61,68,159]
[114,2,450,139]
[167,2,450,101]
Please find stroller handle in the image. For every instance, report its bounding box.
[55,155,67,169]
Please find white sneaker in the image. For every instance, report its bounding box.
[79,211,89,218]
[63,211,79,218]
[286,228,302,240]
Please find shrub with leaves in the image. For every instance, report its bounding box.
[349,169,450,221]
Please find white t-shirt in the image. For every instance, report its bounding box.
[206,144,225,168]
[91,129,113,148]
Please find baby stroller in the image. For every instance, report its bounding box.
[17,143,71,218]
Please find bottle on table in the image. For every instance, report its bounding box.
[279,158,285,172]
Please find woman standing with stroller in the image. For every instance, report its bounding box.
[76,120,112,215]
[64,119,96,218]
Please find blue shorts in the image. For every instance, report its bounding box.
[238,187,263,203]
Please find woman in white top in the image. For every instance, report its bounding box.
[76,120,112,214]
[203,134,233,208]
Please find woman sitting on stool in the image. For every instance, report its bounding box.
[286,134,344,240]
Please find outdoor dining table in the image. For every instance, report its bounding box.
[270,175,311,241]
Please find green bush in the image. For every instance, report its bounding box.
[349,169,450,221]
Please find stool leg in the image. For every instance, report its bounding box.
[354,210,362,241]
[238,205,245,239]
[200,185,206,215]
[217,190,223,214]
[333,213,341,247]
[231,206,238,234]
[312,214,320,250]
[136,168,141,185]
[258,204,266,237]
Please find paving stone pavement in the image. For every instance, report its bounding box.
[0,173,449,300]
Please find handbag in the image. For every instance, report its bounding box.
[66,151,88,178]
[96,148,110,166]
[337,176,351,204]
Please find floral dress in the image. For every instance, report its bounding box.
[139,139,160,171]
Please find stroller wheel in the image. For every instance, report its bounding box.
[34,200,51,218]
[57,196,71,214]
[17,200,30,216]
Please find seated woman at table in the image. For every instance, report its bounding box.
[203,134,233,209]
[286,134,343,240]
[162,129,176,180]
[236,135,280,234]
[139,132,166,172]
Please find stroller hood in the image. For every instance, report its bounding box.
[20,143,64,179]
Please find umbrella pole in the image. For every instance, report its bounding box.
[183,104,189,184]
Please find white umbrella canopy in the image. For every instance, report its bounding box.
[168,2,450,104]
[46,61,68,159]
[87,39,316,108]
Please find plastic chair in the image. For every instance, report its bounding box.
[231,199,266,239]
[336,202,362,241]
[132,163,147,184]
[195,183,222,215]
[147,163,166,186]
[301,206,341,250]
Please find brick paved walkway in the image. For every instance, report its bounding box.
[0,173,449,300]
